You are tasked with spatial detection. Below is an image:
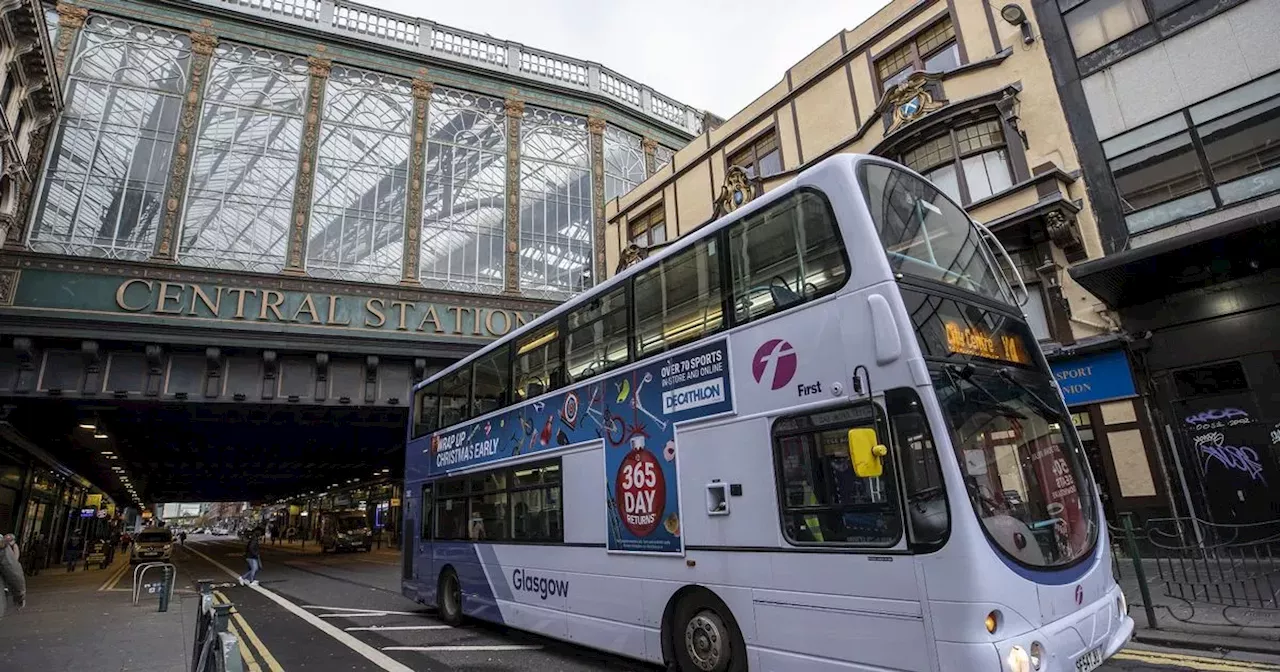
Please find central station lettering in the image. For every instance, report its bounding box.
[113,278,533,337]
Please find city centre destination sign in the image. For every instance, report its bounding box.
[0,267,544,343]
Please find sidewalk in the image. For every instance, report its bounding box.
[1117,556,1280,655]
[0,553,197,672]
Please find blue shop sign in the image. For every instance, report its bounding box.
[1050,349,1137,407]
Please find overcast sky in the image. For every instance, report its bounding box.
[369,0,890,118]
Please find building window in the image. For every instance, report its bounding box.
[1102,72,1280,235]
[307,66,413,284]
[900,119,1013,205]
[603,125,645,201]
[179,43,309,273]
[1064,0,1149,57]
[727,130,781,178]
[31,16,191,260]
[628,204,666,247]
[875,17,961,92]
[519,107,594,296]
[421,87,508,293]
[653,145,674,173]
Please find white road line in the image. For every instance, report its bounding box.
[184,544,415,672]
[345,625,453,632]
[303,605,417,614]
[319,612,408,618]
[382,646,543,652]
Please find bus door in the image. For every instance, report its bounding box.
[409,484,435,600]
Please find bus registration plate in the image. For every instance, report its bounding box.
[1074,646,1103,672]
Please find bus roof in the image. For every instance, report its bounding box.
[413,153,881,393]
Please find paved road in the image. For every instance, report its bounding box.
[170,534,1280,672]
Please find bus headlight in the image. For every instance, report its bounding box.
[1029,641,1044,670]
[1007,645,1031,672]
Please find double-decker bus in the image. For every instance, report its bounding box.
[402,154,1133,672]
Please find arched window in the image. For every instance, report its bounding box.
[519,106,592,296]
[307,66,413,284]
[30,16,190,259]
[603,125,643,201]
[178,43,309,273]
[420,87,507,293]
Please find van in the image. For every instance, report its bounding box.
[318,511,372,553]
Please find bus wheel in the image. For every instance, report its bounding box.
[437,568,463,626]
[672,593,745,672]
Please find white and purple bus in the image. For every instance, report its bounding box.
[402,154,1133,672]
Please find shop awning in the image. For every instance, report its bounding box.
[1069,204,1280,309]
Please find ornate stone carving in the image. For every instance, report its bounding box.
[53,4,88,82]
[881,71,947,136]
[285,58,332,274]
[0,268,18,306]
[588,117,606,285]
[503,99,523,294]
[154,32,217,261]
[401,79,433,285]
[641,137,658,177]
[1045,209,1086,262]
[7,124,50,247]
[712,166,762,218]
[615,244,649,274]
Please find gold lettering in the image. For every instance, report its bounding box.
[365,298,386,328]
[390,300,414,331]
[155,282,185,314]
[188,284,223,317]
[471,308,483,336]
[292,294,321,324]
[326,295,350,326]
[417,305,443,333]
[225,288,256,319]
[115,279,152,312]
[514,312,529,329]
[448,306,468,335]
[484,308,511,336]
[259,290,284,321]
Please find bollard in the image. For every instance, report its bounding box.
[158,564,174,612]
[1121,513,1158,629]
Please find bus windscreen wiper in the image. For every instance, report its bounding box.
[997,367,1065,421]
[944,364,1024,418]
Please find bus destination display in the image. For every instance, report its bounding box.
[943,321,1030,365]
[428,339,734,554]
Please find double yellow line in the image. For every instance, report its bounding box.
[1115,648,1280,671]
[98,560,131,592]
[212,590,286,672]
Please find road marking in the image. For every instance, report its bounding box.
[214,590,285,672]
[185,543,415,672]
[320,612,412,618]
[345,625,453,632]
[382,645,543,652]
[303,605,417,614]
[98,561,130,591]
[229,621,264,672]
[1115,651,1280,671]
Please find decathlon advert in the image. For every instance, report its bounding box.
[605,339,733,554]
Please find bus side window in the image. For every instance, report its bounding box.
[439,364,473,428]
[515,324,562,401]
[413,382,441,438]
[633,238,722,357]
[728,190,848,325]
[885,387,950,549]
[473,344,511,417]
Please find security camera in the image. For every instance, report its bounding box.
[1001,4,1036,45]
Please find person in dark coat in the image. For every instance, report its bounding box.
[1,533,25,611]
[238,529,262,586]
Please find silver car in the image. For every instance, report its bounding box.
[130,529,174,564]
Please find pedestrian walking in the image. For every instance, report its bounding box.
[238,529,262,586]
[1,533,26,612]
[64,529,84,573]
[179,530,187,547]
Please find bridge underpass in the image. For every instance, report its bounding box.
[0,399,406,503]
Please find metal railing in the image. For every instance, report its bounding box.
[184,0,705,135]
[192,580,244,672]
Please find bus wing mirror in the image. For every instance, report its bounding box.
[847,428,888,478]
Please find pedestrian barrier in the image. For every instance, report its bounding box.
[133,561,176,610]
[1111,512,1280,628]
[192,580,244,672]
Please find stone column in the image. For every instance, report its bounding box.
[283,56,331,275]
[642,137,658,177]
[0,213,13,249]
[52,3,88,84]
[6,120,52,248]
[399,79,432,285]
[152,31,217,261]
[587,117,607,287]
[502,99,524,295]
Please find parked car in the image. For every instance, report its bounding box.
[318,511,372,553]
[130,528,174,565]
